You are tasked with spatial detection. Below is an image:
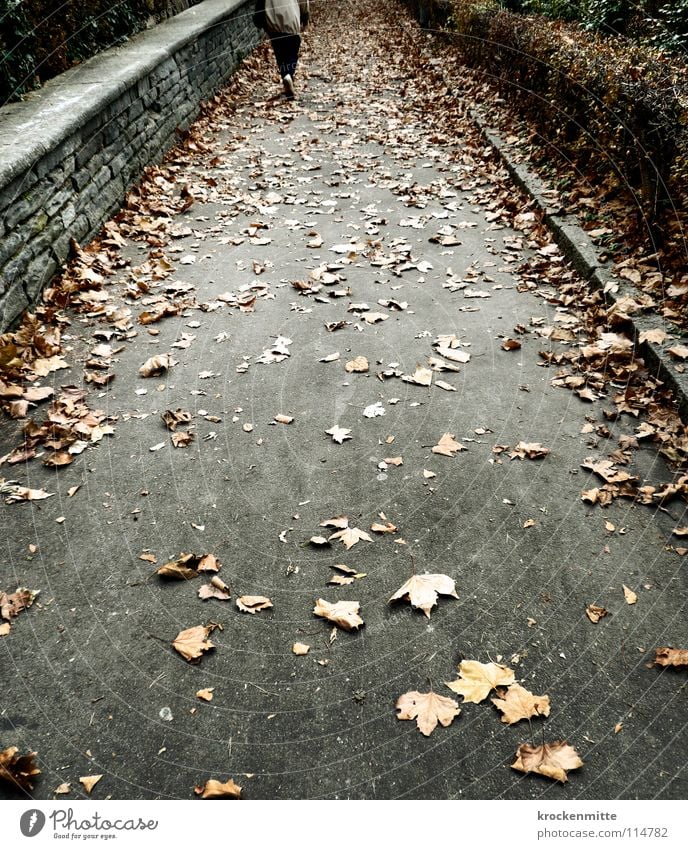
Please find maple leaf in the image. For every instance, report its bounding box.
[395,689,460,736]
[509,442,550,460]
[511,741,584,783]
[236,596,273,614]
[389,573,458,618]
[371,521,397,534]
[172,624,217,662]
[491,683,551,724]
[139,353,175,377]
[171,432,194,448]
[326,425,352,444]
[328,527,373,550]
[445,660,515,703]
[161,409,193,431]
[194,778,242,799]
[0,746,41,791]
[432,433,465,457]
[79,774,103,795]
[652,647,688,669]
[313,598,364,631]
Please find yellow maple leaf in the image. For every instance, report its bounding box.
[445,659,515,703]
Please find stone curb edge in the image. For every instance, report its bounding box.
[467,107,688,424]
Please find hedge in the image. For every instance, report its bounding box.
[409,0,688,237]
[0,1,203,105]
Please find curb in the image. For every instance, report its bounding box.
[466,108,688,423]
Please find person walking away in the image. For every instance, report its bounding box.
[259,1,310,99]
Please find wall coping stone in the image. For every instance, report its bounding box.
[0,0,247,188]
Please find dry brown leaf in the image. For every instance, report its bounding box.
[79,774,103,795]
[435,379,456,391]
[586,603,608,623]
[329,574,354,586]
[274,414,294,424]
[445,660,515,703]
[156,552,215,580]
[402,366,433,386]
[345,356,369,373]
[432,433,465,457]
[172,624,217,662]
[196,688,214,702]
[511,741,584,783]
[395,689,460,736]
[0,587,39,620]
[491,683,551,725]
[194,778,242,799]
[54,782,71,794]
[639,328,667,345]
[1,482,53,504]
[319,515,349,529]
[371,521,397,534]
[0,746,41,791]
[313,598,364,631]
[510,442,550,460]
[667,345,688,360]
[171,432,195,448]
[139,353,175,377]
[653,647,688,669]
[0,622,10,636]
[622,585,638,605]
[292,642,310,655]
[162,408,193,431]
[236,596,273,614]
[389,573,458,618]
[198,576,230,601]
[328,526,373,549]
[501,338,522,351]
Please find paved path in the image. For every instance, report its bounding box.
[1,1,686,800]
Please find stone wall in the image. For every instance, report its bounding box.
[0,0,259,329]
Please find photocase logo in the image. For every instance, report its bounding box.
[20,809,46,837]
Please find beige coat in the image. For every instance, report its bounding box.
[265,0,309,35]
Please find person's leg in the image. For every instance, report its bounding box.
[271,32,301,80]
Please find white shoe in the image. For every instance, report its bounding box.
[283,74,295,99]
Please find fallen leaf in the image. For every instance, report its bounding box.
[54,782,71,795]
[156,553,217,580]
[79,775,103,795]
[667,345,688,360]
[445,659,515,703]
[432,433,465,457]
[162,408,193,431]
[172,624,217,662]
[328,526,373,549]
[402,366,433,386]
[171,432,195,448]
[511,741,584,783]
[345,356,369,373]
[371,521,397,533]
[491,683,551,724]
[194,778,242,799]
[196,688,214,702]
[326,425,352,444]
[501,338,522,351]
[623,585,638,605]
[586,603,608,623]
[0,587,39,620]
[395,689,460,736]
[0,747,41,791]
[0,622,10,636]
[319,515,349,529]
[389,573,458,618]
[292,643,310,655]
[274,414,294,424]
[510,442,550,460]
[652,647,688,669]
[236,596,273,614]
[363,402,385,418]
[198,576,231,601]
[139,353,175,377]
[313,598,364,631]
[639,328,667,345]
[435,379,456,391]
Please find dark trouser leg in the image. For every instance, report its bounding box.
[270,33,301,79]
